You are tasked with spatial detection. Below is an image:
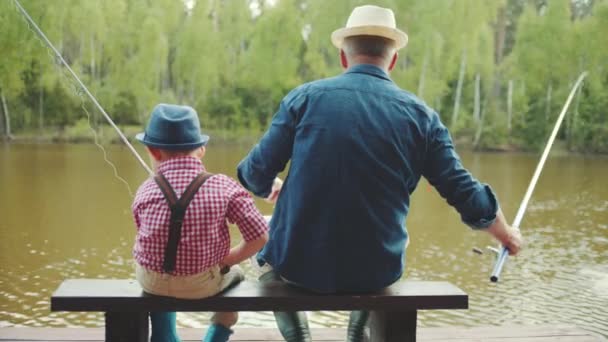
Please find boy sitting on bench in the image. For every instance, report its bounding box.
[132,104,269,342]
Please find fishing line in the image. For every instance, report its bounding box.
[12,0,155,197]
[11,5,135,196]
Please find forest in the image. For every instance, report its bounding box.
[0,0,607,152]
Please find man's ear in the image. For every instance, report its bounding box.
[388,52,398,72]
[198,146,206,159]
[340,49,348,69]
[146,146,162,161]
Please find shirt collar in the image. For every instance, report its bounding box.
[156,156,205,174]
[345,64,392,82]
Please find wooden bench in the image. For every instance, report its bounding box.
[51,279,468,342]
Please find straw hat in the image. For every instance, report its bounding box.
[331,5,408,50]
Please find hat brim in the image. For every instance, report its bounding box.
[331,26,408,50]
[135,132,209,150]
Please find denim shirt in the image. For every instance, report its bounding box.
[237,64,498,293]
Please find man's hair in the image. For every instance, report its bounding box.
[343,35,396,59]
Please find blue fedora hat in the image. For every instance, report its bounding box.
[136,104,210,150]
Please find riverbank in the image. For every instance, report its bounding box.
[2,120,260,146]
[4,125,602,157]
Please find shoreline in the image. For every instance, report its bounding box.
[2,131,606,157]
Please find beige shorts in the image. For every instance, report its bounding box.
[135,264,244,300]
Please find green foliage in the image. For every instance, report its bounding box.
[1,0,607,152]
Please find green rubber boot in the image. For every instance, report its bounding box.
[259,270,312,342]
[346,310,370,342]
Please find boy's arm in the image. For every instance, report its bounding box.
[222,177,270,267]
[220,233,269,268]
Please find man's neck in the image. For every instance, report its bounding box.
[349,57,389,73]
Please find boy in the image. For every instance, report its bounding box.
[132,103,269,342]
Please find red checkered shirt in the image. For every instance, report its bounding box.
[132,156,268,275]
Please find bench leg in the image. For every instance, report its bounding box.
[105,311,149,342]
[367,310,417,342]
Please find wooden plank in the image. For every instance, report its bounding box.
[51,279,468,312]
[418,325,604,338]
[0,326,604,341]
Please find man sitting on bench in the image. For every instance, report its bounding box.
[237,4,523,342]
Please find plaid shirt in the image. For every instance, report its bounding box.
[132,156,268,275]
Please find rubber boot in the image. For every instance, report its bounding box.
[150,312,181,342]
[203,323,233,342]
[259,270,312,342]
[274,311,312,342]
[346,310,370,342]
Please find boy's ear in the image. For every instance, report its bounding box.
[198,146,206,159]
[146,147,162,161]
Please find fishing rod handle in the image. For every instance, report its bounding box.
[490,247,509,282]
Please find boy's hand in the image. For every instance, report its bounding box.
[265,177,283,204]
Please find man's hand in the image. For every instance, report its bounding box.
[265,177,283,204]
[500,227,522,256]
[486,209,523,256]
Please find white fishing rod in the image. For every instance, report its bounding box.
[13,0,154,176]
[490,71,588,282]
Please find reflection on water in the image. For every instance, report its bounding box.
[0,143,607,336]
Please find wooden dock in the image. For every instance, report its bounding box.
[0,326,604,341]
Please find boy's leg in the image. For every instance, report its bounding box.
[346,310,370,342]
[150,312,180,342]
[203,312,238,342]
[202,266,244,342]
[259,270,312,342]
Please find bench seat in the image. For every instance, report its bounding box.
[51,279,468,342]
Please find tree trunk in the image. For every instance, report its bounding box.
[473,102,486,149]
[494,6,507,65]
[39,83,44,136]
[90,35,96,80]
[568,84,583,149]
[417,49,429,99]
[473,73,481,123]
[545,83,552,122]
[1,89,12,140]
[507,79,513,134]
[451,50,466,129]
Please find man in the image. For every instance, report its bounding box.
[237,5,522,342]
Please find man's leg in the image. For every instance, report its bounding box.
[150,312,180,342]
[347,310,370,342]
[259,270,312,342]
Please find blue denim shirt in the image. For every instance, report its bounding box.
[237,64,498,293]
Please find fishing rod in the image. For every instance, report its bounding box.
[489,71,588,283]
[13,0,155,176]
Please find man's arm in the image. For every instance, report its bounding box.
[422,111,522,255]
[485,209,522,255]
[237,91,303,198]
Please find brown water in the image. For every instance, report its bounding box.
[0,143,607,336]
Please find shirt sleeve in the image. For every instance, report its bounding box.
[422,110,499,229]
[224,177,269,241]
[131,180,150,230]
[237,89,304,197]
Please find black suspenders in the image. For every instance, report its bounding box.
[153,171,214,274]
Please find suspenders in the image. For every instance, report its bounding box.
[153,171,214,274]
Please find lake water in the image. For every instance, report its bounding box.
[0,142,606,336]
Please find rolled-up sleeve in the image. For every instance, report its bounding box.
[422,112,498,229]
[237,90,303,197]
